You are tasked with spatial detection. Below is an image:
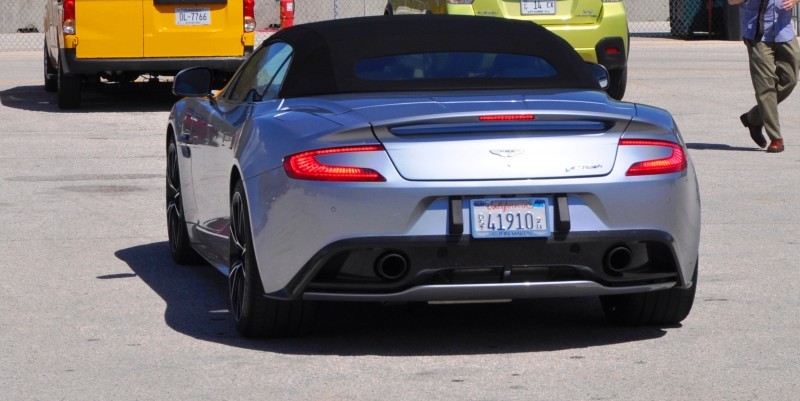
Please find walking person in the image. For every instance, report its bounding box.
[730,0,800,153]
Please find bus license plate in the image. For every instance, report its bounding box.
[175,8,211,26]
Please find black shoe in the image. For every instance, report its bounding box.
[740,113,767,148]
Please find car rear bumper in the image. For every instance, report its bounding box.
[539,14,629,69]
[303,281,677,302]
[271,229,686,302]
[246,164,700,301]
[59,48,250,75]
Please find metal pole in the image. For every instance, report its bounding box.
[334,0,339,19]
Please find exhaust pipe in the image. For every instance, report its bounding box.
[374,252,409,281]
[604,246,633,274]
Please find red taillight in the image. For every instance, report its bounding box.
[621,139,687,176]
[283,145,386,182]
[479,114,535,122]
[605,47,621,55]
[63,0,76,35]
[63,0,75,20]
[243,0,256,32]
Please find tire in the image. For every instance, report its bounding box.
[229,180,317,338]
[606,67,627,101]
[600,259,697,326]
[57,60,82,109]
[43,45,57,92]
[166,136,202,264]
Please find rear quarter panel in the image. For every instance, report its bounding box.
[44,0,59,61]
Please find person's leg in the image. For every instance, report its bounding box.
[774,39,800,105]
[745,41,780,140]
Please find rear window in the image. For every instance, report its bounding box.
[354,52,557,81]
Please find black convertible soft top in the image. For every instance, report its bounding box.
[266,15,600,98]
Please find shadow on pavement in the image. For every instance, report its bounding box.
[687,142,761,152]
[115,241,670,356]
[0,82,178,113]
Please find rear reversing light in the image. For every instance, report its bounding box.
[243,0,256,32]
[479,114,535,121]
[283,145,386,182]
[63,0,76,35]
[620,139,687,176]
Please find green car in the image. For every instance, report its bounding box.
[385,0,629,100]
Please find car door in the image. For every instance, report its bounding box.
[73,0,143,58]
[190,42,294,265]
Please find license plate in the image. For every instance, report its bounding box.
[175,7,211,26]
[521,0,556,15]
[470,198,550,239]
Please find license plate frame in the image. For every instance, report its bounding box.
[175,7,211,26]
[521,0,556,15]
[469,197,550,239]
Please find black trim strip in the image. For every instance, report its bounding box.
[554,194,571,233]
[59,48,249,75]
[449,196,463,235]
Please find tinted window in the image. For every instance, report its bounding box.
[355,52,557,81]
[226,42,293,102]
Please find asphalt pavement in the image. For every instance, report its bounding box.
[1,38,799,400]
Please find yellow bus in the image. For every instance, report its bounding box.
[44,0,256,108]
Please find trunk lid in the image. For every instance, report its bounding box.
[330,91,635,181]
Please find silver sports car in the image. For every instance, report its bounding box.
[166,15,701,338]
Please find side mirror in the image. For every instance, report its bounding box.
[173,67,214,97]
[587,63,609,90]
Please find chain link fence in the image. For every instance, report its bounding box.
[2,1,797,52]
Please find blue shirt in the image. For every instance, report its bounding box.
[739,0,796,42]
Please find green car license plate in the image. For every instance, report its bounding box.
[469,197,550,239]
[521,0,556,15]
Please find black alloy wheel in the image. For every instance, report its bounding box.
[229,180,317,338]
[166,137,200,264]
[228,188,249,323]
